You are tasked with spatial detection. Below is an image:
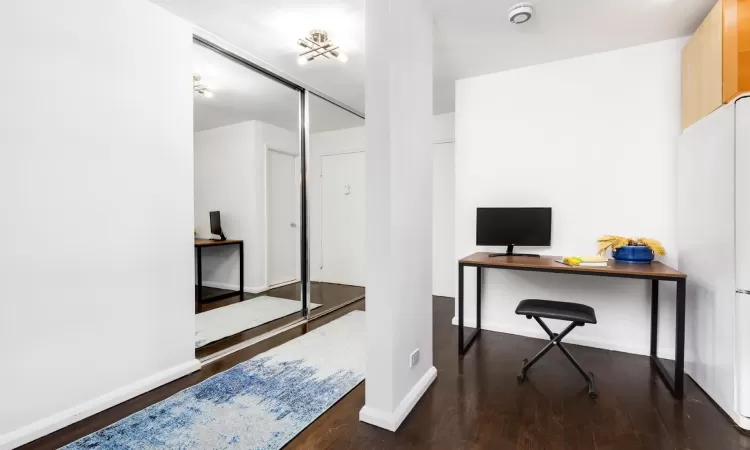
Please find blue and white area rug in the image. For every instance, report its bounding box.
[66,310,365,450]
[195,296,322,348]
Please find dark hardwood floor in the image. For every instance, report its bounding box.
[292,298,750,450]
[22,297,749,450]
[197,281,365,313]
[195,281,365,359]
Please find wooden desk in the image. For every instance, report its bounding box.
[194,239,244,248]
[195,239,244,313]
[458,252,687,399]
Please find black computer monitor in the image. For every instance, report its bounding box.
[209,211,226,241]
[476,207,551,257]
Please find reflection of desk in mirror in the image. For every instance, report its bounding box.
[195,239,244,313]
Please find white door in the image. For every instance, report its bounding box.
[433,143,455,297]
[267,150,298,286]
[320,152,365,286]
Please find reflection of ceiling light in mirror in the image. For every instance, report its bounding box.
[193,73,213,98]
[338,53,348,63]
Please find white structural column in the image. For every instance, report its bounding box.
[359,0,437,432]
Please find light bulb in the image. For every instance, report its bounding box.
[203,90,213,98]
[298,55,309,65]
[338,52,348,63]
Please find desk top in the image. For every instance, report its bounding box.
[460,252,686,280]
[195,239,243,248]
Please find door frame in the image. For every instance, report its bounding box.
[265,145,301,289]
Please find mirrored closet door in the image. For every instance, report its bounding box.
[307,94,366,316]
[192,40,305,359]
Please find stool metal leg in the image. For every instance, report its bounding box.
[517,322,577,378]
[517,318,598,399]
[556,341,598,398]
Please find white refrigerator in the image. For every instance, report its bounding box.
[677,94,750,429]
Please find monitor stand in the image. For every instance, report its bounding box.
[211,232,227,242]
[489,244,540,258]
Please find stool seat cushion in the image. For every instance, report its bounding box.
[515,299,597,324]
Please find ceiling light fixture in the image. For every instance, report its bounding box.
[193,74,213,98]
[297,30,347,64]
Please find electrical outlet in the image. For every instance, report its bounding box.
[410,349,420,368]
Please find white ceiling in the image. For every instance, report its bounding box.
[157,0,715,118]
[193,42,363,132]
[430,0,715,113]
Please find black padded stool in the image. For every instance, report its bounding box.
[515,299,598,398]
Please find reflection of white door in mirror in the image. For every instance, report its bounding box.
[320,152,366,287]
[267,149,298,287]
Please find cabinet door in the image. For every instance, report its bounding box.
[682,0,724,130]
[722,0,750,103]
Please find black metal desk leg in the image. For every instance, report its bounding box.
[649,277,686,399]
[674,279,686,397]
[458,264,482,355]
[239,242,245,299]
[477,267,482,331]
[650,280,659,356]
[196,247,202,314]
[458,263,464,354]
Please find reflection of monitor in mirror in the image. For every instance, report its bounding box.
[209,211,226,241]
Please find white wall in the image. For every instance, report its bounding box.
[455,38,685,357]
[0,1,196,448]
[194,120,297,292]
[432,113,456,143]
[309,113,455,292]
[194,121,260,289]
[432,142,456,297]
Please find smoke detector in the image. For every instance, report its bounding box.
[509,2,534,24]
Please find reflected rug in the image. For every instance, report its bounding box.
[66,310,365,450]
[195,296,322,348]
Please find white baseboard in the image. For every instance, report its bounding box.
[451,317,676,360]
[201,281,267,294]
[267,279,299,290]
[0,359,200,450]
[359,366,437,432]
[737,414,750,430]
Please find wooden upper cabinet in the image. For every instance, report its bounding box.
[682,0,750,130]
[682,2,723,130]
[723,0,750,103]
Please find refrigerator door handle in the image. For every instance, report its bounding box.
[737,289,750,295]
